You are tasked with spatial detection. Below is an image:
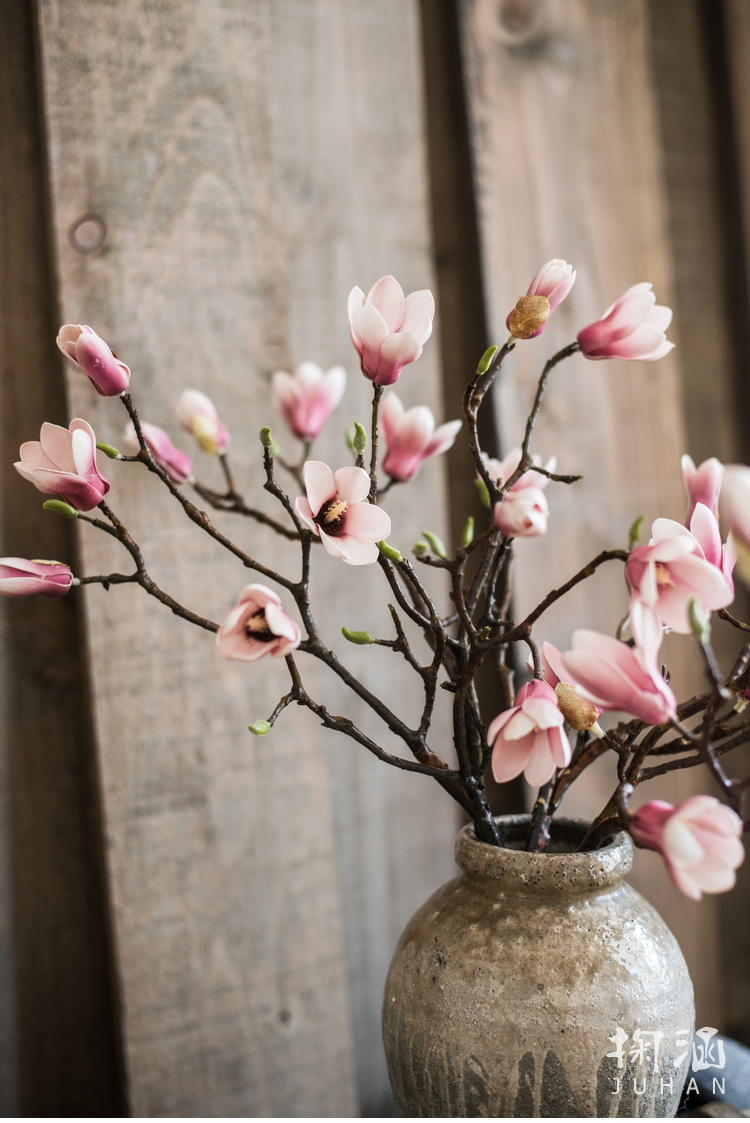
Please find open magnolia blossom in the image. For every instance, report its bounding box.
[559,601,677,725]
[0,558,73,598]
[631,796,744,900]
[380,393,461,482]
[176,389,230,455]
[216,584,301,661]
[15,419,110,512]
[625,510,734,634]
[123,421,193,484]
[272,362,346,441]
[506,259,576,339]
[488,679,572,787]
[295,462,391,565]
[347,275,434,386]
[683,454,723,523]
[8,267,750,900]
[57,324,131,396]
[484,448,555,539]
[577,283,674,361]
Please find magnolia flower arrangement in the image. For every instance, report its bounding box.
[8,267,750,904]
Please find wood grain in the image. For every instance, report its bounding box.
[459,0,724,1026]
[0,0,126,1113]
[35,0,459,1113]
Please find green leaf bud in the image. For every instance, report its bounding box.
[422,530,447,558]
[353,422,368,455]
[476,345,498,376]
[628,515,644,551]
[249,720,271,735]
[461,516,475,548]
[378,540,403,563]
[688,597,711,645]
[412,540,428,557]
[96,442,122,460]
[259,426,273,449]
[43,499,78,519]
[341,626,374,645]
[474,476,491,509]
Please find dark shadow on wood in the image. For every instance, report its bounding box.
[418,0,524,817]
[0,0,127,1113]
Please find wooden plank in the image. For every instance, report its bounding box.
[35,0,458,1113]
[712,0,750,1048]
[459,0,724,1026]
[0,0,126,1113]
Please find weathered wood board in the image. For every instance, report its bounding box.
[36,0,458,1113]
[459,0,725,1025]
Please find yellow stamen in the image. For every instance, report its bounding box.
[323,499,348,524]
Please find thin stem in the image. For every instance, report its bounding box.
[369,385,384,501]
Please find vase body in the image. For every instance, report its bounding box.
[383,816,694,1118]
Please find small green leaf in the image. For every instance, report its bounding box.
[412,540,428,557]
[249,720,271,735]
[353,422,368,455]
[628,515,644,550]
[341,626,374,645]
[96,442,122,460]
[259,426,273,449]
[688,597,711,645]
[422,530,447,559]
[378,540,402,563]
[43,499,78,519]
[474,477,491,509]
[476,345,498,376]
[461,516,475,548]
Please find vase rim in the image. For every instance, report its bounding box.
[454,814,633,898]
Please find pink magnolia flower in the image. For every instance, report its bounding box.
[123,422,193,484]
[505,259,576,338]
[216,584,301,662]
[631,796,744,900]
[176,390,230,455]
[15,419,110,512]
[559,601,677,725]
[625,512,734,633]
[719,465,750,586]
[295,462,391,566]
[347,276,434,386]
[682,454,723,523]
[272,362,347,441]
[488,679,571,787]
[380,393,461,482]
[0,558,73,598]
[57,324,131,396]
[577,283,674,361]
[485,447,555,539]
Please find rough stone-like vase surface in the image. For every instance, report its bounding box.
[383,816,694,1117]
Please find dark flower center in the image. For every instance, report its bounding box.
[315,496,349,537]
[245,609,275,642]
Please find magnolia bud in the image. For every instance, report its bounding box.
[476,345,498,376]
[341,626,374,645]
[555,682,600,731]
[378,540,402,563]
[43,499,78,519]
[96,442,122,460]
[508,294,550,340]
[422,531,447,558]
[412,540,428,557]
[249,720,270,735]
[259,426,273,449]
[353,422,367,455]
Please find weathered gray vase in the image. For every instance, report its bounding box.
[383,816,694,1118]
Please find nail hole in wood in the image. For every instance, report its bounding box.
[69,214,106,254]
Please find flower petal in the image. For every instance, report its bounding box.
[333,465,371,505]
[303,461,337,517]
